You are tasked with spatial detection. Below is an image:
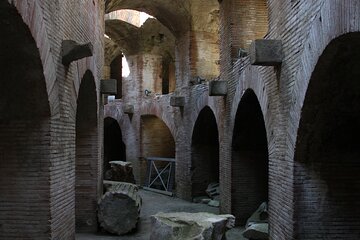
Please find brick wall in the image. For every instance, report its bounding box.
[142,54,163,95]
[0,120,51,239]
[232,0,268,52]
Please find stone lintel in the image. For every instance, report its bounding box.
[123,104,134,114]
[250,39,283,66]
[209,81,227,96]
[61,40,93,65]
[100,79,117,94]
[170,96,185,107]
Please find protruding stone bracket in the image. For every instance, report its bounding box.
[250,39,283,66]
[61,40,93,65]
[209,81,227,96]
[123,104,134,114]
[170,96,185,107]
[101,79,117,95]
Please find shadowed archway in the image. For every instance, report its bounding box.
[75,71,98,233]
[104,117,126,175]
[191,106,219,198]
[0,2,51,238]
[294,33,360,239]
[231,89,269,225]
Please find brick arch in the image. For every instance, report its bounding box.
[188,88,222,137]
[104,103,133,140]
[9,0,59,117]
[140,101,177,141]
[293,31,360,240]
[0,2,53,238]
[286,2,360,239]
[74,61,99,101]
[105,0,190,38]
[230,64,272,145]
[288,1,360,159]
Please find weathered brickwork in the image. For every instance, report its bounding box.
[0,0,104,239]
[105,1,360,239]
[2,0,360,239]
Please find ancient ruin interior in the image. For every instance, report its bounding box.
[1,0,360,239]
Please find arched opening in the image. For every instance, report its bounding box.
[110,54,123,98]
[105,9,155,28]
[294,33,360,239]
[191,107,219,198]
[231,89,269,225]
[140,115,175,189]
[105,16,176,97]
[231,0,268,57]
[75,71,98,233]
[104,117,126,175]
[0,2,51,238]
[161,53,176,94]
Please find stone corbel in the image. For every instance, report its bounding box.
[61,40,93,65]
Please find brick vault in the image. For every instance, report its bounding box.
[0,0,359,239]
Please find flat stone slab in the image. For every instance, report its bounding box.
[109,161,132,167]
[150,212,235,240]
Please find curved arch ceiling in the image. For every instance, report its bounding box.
[105,0,190,37]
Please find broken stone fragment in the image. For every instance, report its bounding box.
[104,160,136,184]
[208,200,220,208]
[206,182,220,198]
[242,223,269,240]
[245,202,268,228]
[150,212,235,240]
[243,202,269,239]
[192,196,210,204]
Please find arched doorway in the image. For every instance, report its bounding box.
[104,117,126,175]
[0,2,51,238]
[140,115,175,188]
[75,71,98,233]
[294,33,360,239]
[231,89,269,225]
[110,54,123,98]
[191,106,219,198]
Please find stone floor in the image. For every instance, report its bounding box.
[76,188,245,240]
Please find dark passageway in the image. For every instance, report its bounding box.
[0,2,51,238]
[231,89,269,225]
[75,71,98,233]
[294,33,360,240]
[104,117,126,175]
[191,106,220,198]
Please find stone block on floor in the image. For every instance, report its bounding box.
[150,212,235,240]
